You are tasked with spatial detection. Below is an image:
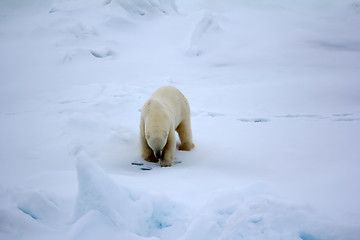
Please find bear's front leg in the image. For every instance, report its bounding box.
[142,147,158,163]
[159,129,176,167]
[140,131,158,162]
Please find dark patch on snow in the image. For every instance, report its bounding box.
[49,8,58,14]
[212,62,234,68]
[299,232,320,240]
[58,99,83,104]
[277,114,318,119]
[132,160,181,170]
[131,162,144,166]
[250,217,263,224]
[140,166,152,171]
[131,162,153,170]
[351,2,360,13]
[208,112,224,117]
[333,113,354,117]
[237,118,270,123]
[333,118,360,122]
[332,113,360,122]
[150,218,171,229]
[311,40,360,52]
[90,49,115,58]
[18,207,38,220]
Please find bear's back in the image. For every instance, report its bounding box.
[149,86,190,126]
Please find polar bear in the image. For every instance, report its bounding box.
[140,86,195,167]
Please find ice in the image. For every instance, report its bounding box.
[0,187,66,240]
[73,151,128,226]
[1,0,360,239]
[73,151,187,239]
[182,188,360,240]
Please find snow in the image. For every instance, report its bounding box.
[1,0,360,239]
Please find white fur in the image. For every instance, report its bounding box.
[140,86,194,167]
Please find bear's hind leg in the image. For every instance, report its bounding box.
[176,120,195,151]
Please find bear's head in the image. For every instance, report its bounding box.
[145,114,170,159]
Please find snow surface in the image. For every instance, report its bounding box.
[1,0,360,239]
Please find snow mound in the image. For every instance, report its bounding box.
[181,189,360,240]
[188,11,221,56]
[47,0,178,62]
[72,153,360,240]
[50,0,177,18]
[0,188,65,239]
[108,0,178,17]
[73,151,187,239]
